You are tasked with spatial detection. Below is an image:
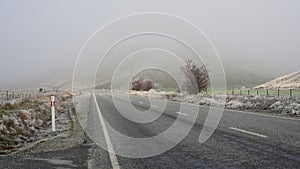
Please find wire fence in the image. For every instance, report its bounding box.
[200,88,300,98]
[0,90,61,101]
[226,89,300,98]
[2,88,300,99]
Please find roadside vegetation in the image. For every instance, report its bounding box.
[0,92,73,155]
[181,59,209,94]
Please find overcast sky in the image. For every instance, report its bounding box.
[0,0,299,89]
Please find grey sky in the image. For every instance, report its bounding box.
[0,0,299,89]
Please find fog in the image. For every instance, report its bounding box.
[0,0,299,89]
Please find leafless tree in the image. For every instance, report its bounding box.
[181,59,209,94]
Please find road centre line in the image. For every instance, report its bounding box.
[106,93,300,121]
[229,127,268,138]
[176,112,189,117]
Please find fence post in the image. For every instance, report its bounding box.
[290,89,292,98]
[277,89,280,97]
[257,89,259,95]
[248,90,250,95]
[51,96,56,131]
[267,89,269,96]
[12,91,14,98]
[6,91,8,100]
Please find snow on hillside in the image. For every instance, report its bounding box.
[255,71,300,89]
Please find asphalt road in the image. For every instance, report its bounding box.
[1,93,299,168]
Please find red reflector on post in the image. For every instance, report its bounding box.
[51,96,56,131]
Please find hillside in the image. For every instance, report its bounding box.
[2,62,279,91]
[255,71,300,89]
[29,73,72,90]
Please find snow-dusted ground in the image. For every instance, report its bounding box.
[128,90,300,116]
[255,71,300,89]
[0,93,73,155]
[179,94,299,116]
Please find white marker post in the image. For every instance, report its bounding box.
[51,96,56,131]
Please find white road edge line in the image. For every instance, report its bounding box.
[176,112,189,117]
[229,127,268,138]
[93,94,120,169]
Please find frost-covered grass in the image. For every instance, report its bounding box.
[176,94,300,116]
[127,90,300,117]
[0,92,73,155]
[0,99,41,120]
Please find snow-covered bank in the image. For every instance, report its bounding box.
[178,94,299,116]
[0,92,74,155]
[128,90,300,116]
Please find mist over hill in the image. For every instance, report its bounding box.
[96,64,277,91]
[2,62,280,91]
[1,1,299,91]
[222,61,275,89]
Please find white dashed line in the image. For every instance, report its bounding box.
[139,101,144,104]
[93,94,120,169]
[229,127,268,138]
[152,105,159,108]
[175,112,189,117]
